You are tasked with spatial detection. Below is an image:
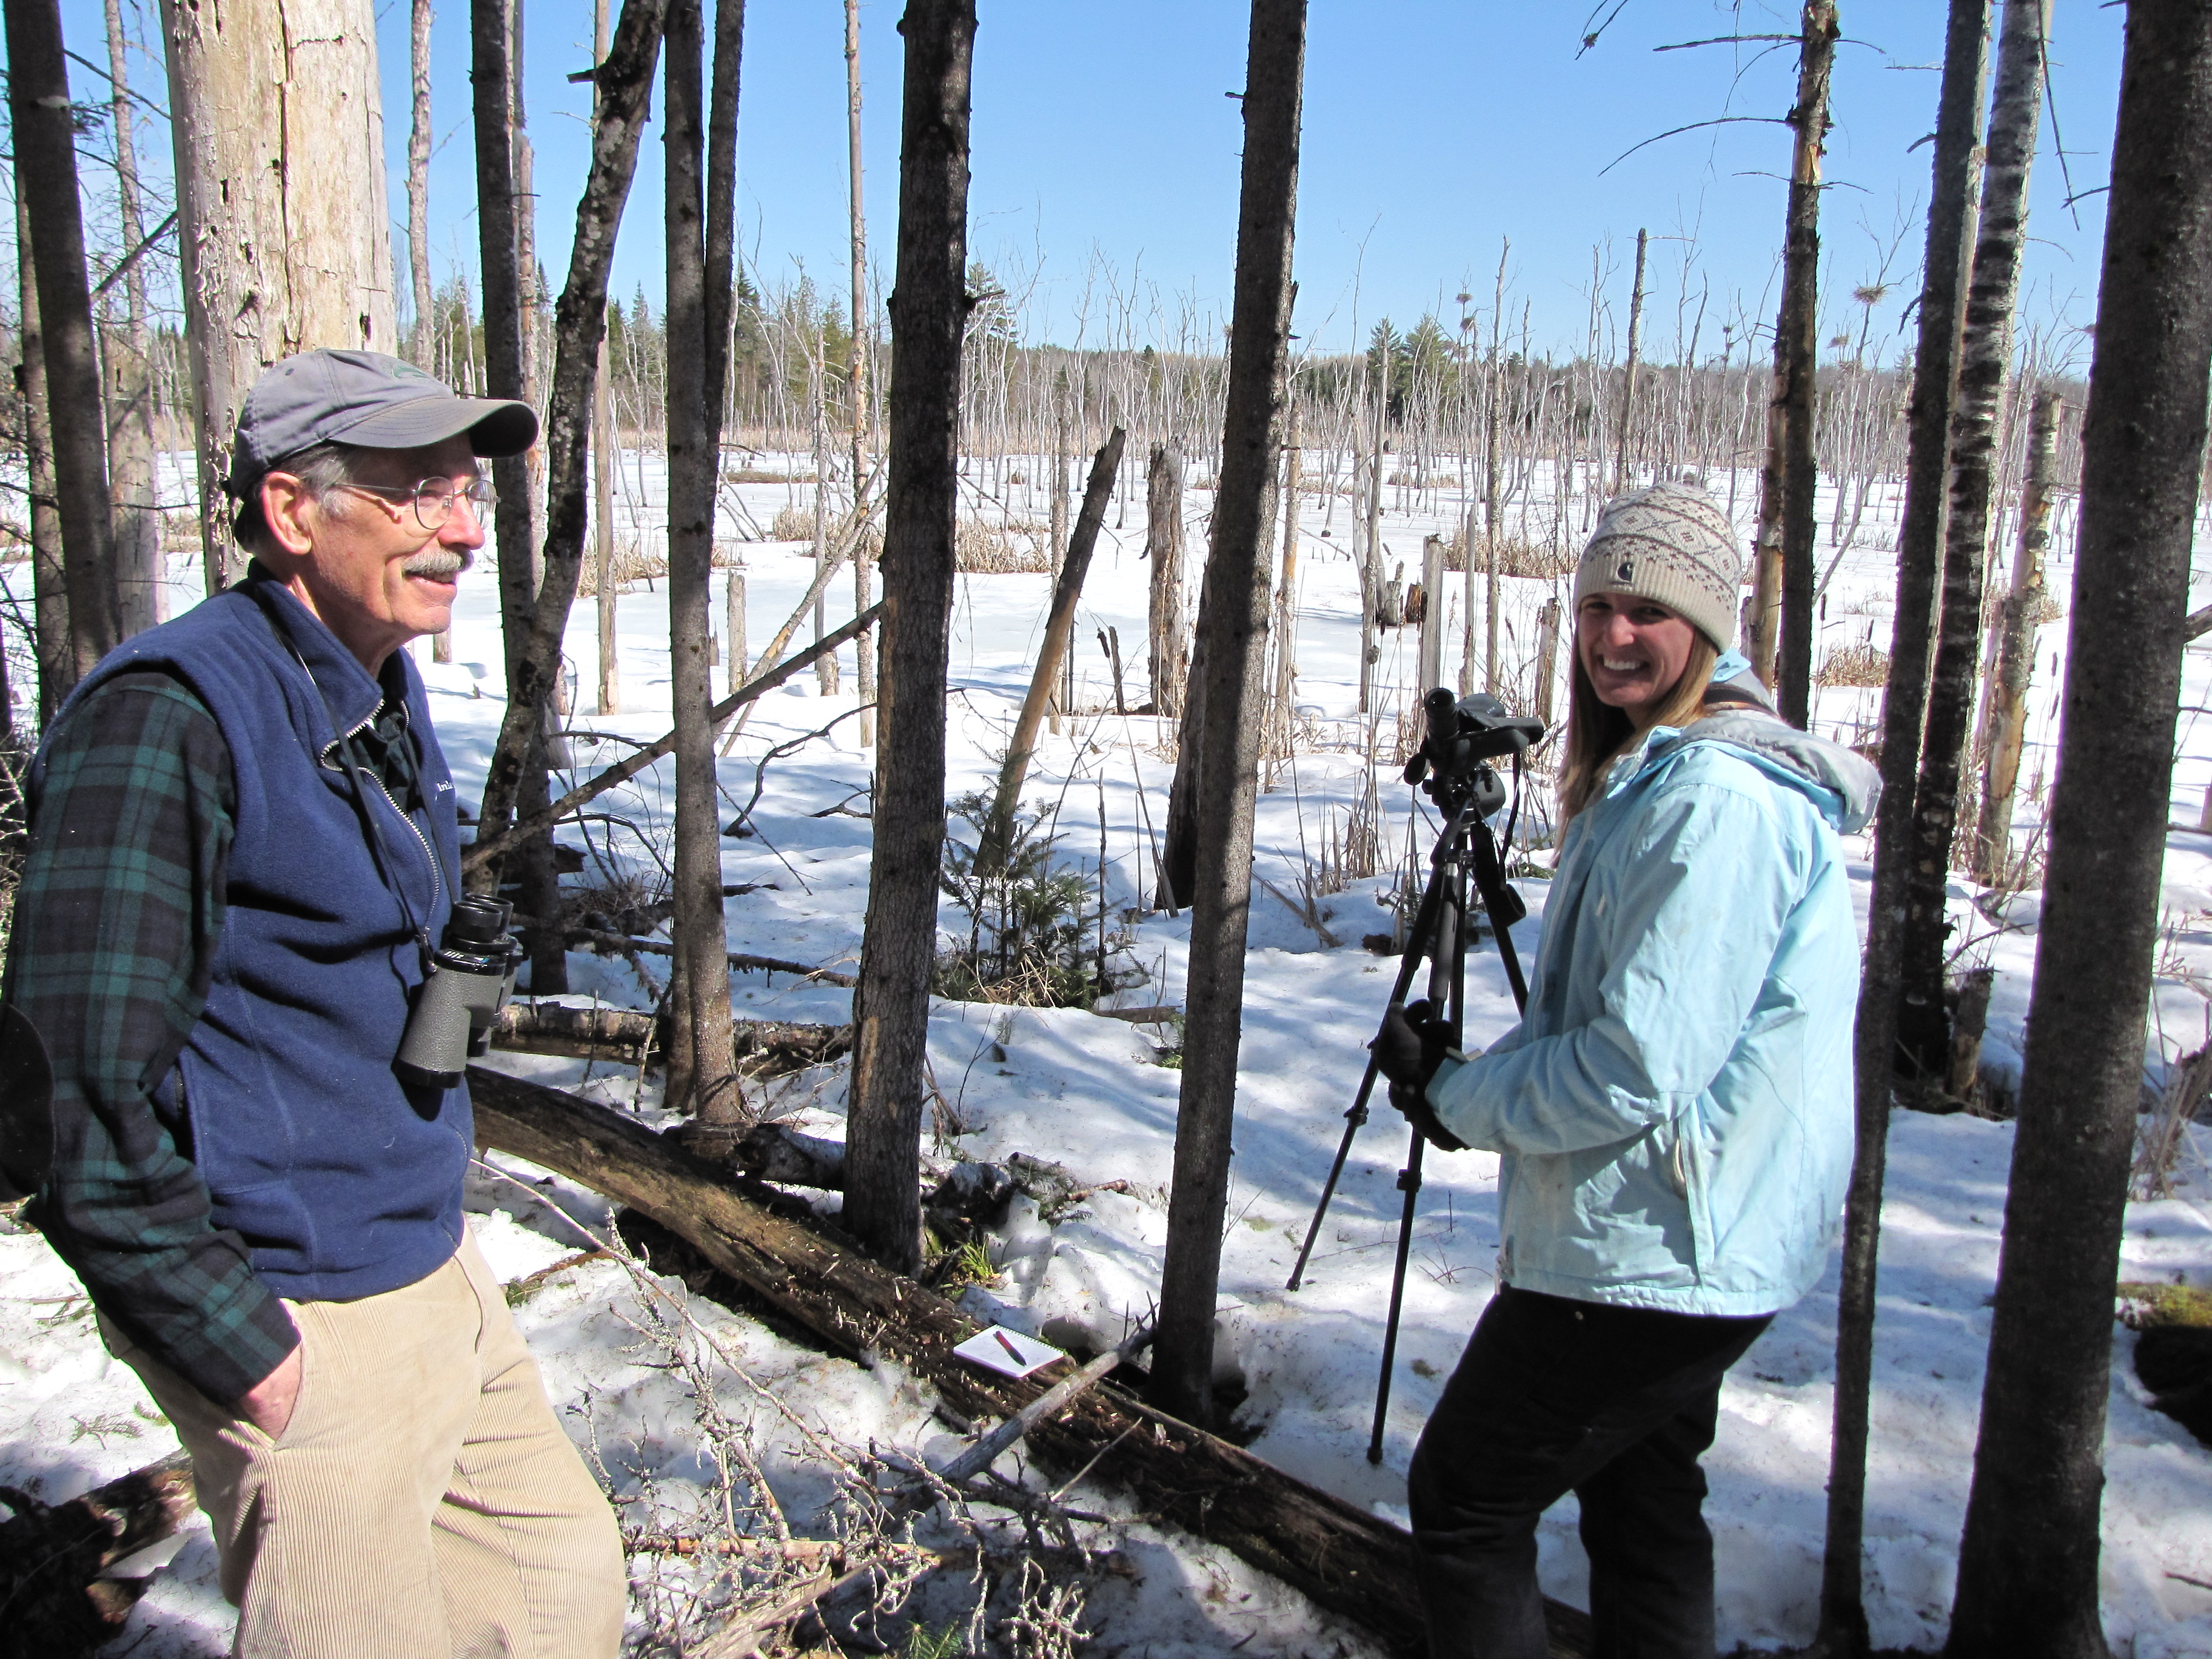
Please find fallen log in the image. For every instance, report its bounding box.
[468,1066,1592,1659]
[563,928,858,987]
[491,1004,851,1079]
[0,1449,196,1654]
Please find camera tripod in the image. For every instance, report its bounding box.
[1285,694,1533,1466]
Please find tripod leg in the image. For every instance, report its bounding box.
[1285,811,1473,1292]
[1368,1127,1427,1466]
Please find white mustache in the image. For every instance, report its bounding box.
[403,549,472,580]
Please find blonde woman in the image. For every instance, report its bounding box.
[1373,484,1878,1659]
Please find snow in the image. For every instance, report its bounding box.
[8,454,2212,1655]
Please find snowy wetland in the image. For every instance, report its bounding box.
[6,454,2212,1657]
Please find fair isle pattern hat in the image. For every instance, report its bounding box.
[1573,483,1744,650]
[223,349,538,500]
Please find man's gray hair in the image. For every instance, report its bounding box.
[231,440,364,556]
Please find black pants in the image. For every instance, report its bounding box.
[1407,1285,1771,1659]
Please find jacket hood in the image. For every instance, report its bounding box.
[1634,649,1883,834]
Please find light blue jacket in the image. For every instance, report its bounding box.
[1427,659,1879,1316]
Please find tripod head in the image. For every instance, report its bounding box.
[1401,688,1544,821]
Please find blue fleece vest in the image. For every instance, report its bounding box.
[56,574,468,1302]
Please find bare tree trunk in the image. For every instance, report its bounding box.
[1776,0,1838,728]
[1267,398,1301,767]
[12,184,69,723]
[726,563,746,691]
[103,0,161,639]
[413,0,450,660]
[1614,226,1647,492]
[1534,595,1561,728]
[1483,249,1505,693]
[8,0,120,685]
[591,0,618,712]
[468,0,561,988]
[409,0,435,367]
[977,432,1125,872]
[1416,534,1445,691]
[466,0,665,888]
[1817,2,1990,1651]
[662,0,745,1124]
[842,0,976,1276]
[1751,389,1786,688]
[1145,441,1187,719]
[158,0,397,594]
[1947,13,2212,1651]
[1150,0,1305,1428]
[1896,0,2043,1079]
[1361,346,1386,714]
[845,0,876,749]
[1972,387,2059,883]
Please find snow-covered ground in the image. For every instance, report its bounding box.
[7,454,2212,1655]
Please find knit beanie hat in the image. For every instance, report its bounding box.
[1572,483,1744,650]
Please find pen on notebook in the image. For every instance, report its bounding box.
[994,1329,1025,1363]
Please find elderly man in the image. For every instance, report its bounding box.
[7,350,625,1655]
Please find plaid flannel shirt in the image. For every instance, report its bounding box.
[12,668,422,1404]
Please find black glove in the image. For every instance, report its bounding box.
[1369,1001,1466,1151]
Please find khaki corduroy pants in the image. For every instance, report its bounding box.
[106,1227,626,1658]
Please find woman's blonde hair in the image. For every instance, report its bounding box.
[1555,626,1720,824]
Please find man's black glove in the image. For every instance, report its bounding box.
[1369,1001,1467,1152]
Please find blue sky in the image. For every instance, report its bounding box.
[64,0,2125,363]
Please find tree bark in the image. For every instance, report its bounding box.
[466,1065,1592,1659]
[841,0,976,1277]
[1896,0,2044,1079]
[1150,0,1305,1428]
[1971,387,2058,884]
[467,0,665,870]
[12,188,69,725]
[158,0,397,594]
[0,1448,196,1651]
[977,431,1125,873]
[1775,0,1837,728]
[1947,10,2212,1652]
[102,0,161,640]
[1817,5,1989,1651]
[1267,399,1301,766]
[1145,441,1188,719]
[8,0,121,683]
[662,0,746,1123]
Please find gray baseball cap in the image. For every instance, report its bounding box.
[224,349,538,500]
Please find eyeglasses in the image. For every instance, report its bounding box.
[335,476,498,531]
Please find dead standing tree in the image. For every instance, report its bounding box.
[471,0,563,988]
[466,0,666,902]
[1150,0,1306,1427]
[158,0,397,594]
[12,189,68,721]
[1971,386,2059,883]
[1895,0,2045,1079]
[7,0,121,684]
[842,0,977,1276]
[1947,8,2212,1652]
[1817,5,1989,1651]
[1775,0,1837,728]
[845,0,877,750]
[662,0,747,1124]
[1146,441,1188,720]
[102,0,161,638]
